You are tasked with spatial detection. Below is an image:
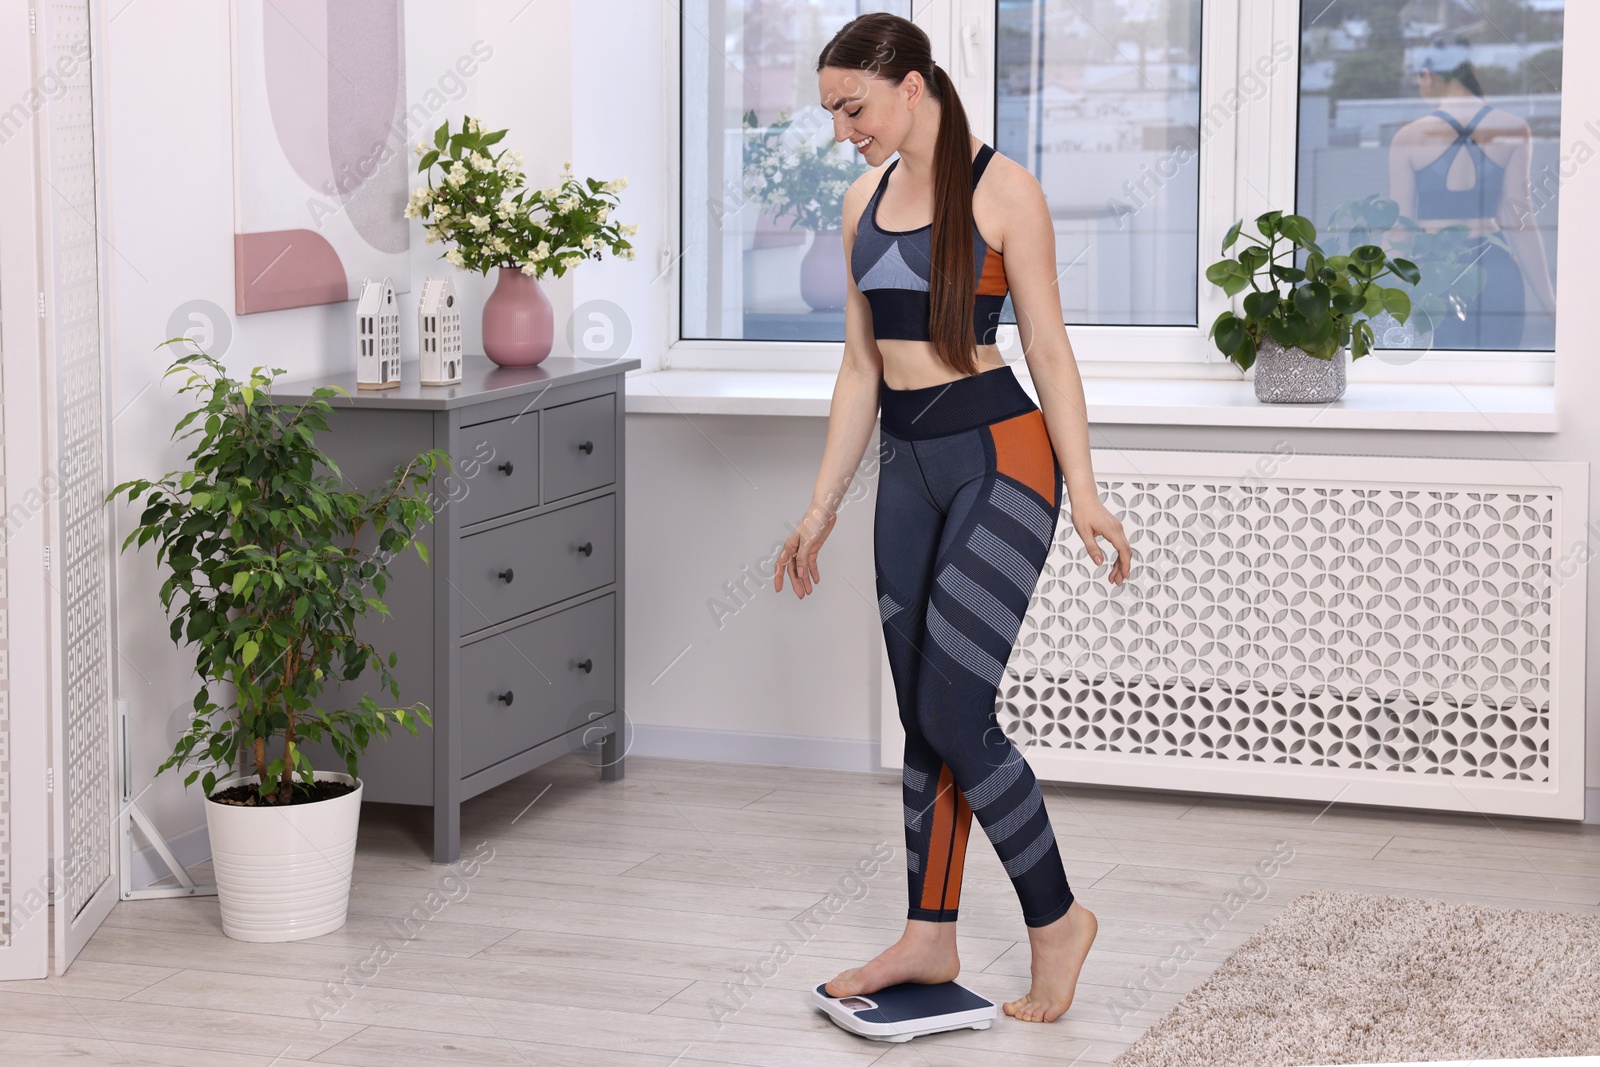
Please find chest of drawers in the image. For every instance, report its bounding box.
[270,354,637,863]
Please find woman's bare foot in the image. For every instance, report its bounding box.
[825,919,960,997]
[1003,900,1097,1023]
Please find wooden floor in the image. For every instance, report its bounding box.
[5,754,1599,1066]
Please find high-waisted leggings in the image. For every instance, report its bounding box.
[874,363,1075,929]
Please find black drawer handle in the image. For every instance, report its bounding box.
[498,460,514,475]
[578,658,593,673]
[498,567,515,583]
[577,541,592,556]
[498,691,514,706]
[578,440,594,454]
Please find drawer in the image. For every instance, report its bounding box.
[460,593,616,777]
[542,393,615,502]
[456,413,539,527]
[456,493,615,633]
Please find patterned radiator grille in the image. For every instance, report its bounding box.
[999,474,1555,783]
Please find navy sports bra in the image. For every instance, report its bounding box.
[1414,106,1506,221]
[850,143,1010,345]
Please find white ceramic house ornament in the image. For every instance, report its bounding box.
[418,276,463,385]
[355,276,402,390]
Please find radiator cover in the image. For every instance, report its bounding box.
[884,449,1589,821]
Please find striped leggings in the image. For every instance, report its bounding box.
[874,363,1074,928]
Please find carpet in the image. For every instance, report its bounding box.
[1109,890,1600,1066]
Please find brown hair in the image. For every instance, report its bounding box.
[817,13,978,377]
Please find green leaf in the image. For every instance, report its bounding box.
[1351,244,1386,266]
[1381,288,1412,323]
[1213,313,1245,356]
[1242,291,1277,320]
[241,640,260,668]
[1292,282,1330,322]
[1221,219,1243,254]
[232,570,250,596]
[1278,215,1317,246]
[1389,257,1422,285]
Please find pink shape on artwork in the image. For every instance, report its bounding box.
[234,229,348,315]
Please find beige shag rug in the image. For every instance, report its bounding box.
[1110,890,1600,1067]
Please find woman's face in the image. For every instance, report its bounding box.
[1415,69,1440,100]
[818,66,912,163]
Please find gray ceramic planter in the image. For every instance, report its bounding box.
[1253,338,1347,403]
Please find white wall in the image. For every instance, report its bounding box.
[100,0,583,859]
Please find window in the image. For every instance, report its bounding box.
[680,0,910,346]
[1296,0,1562,354]
[996,0,1204,326]
[673,0,1570,375]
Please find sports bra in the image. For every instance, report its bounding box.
[1413,105,1506,221]
[850,143,1010,345]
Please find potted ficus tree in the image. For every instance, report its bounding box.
[108,349,448,942]
[1206,209,1421,403]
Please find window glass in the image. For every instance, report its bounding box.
[995,0,1205,326]
[682,1,909,342]
[1297,0,1562,353]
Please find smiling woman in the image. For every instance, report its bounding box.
[779,8,1135,1031]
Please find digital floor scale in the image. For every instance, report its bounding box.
[811,981,998,1042]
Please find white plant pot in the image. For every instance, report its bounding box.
[204,770,363,943]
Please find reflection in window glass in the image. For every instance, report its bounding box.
[682,1,908,342]
[1297,0,1561,352]
[996,0,1203,326]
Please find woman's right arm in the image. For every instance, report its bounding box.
[775,173,884,598]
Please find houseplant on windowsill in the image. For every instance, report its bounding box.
[107,349,447,942]
[1206,209,1421,403]
[406,115,638,367]
[742,108,866,312]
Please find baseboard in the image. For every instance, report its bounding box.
[129,821,211,891]
[626,723,885,774]
[134,759,1598,882]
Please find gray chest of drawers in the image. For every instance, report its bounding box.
[271,354,638,863]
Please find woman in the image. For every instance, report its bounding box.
[1387,40,1556,349]
[771,13,1132,1025]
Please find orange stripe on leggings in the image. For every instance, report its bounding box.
[989,409,1057,503]
[919,764,973,912]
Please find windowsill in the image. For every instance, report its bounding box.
[624,368,1557,432]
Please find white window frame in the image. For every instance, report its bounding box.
[663,0,1570,387]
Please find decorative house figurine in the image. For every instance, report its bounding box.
[417,276,463,385]
[355,276,401,390]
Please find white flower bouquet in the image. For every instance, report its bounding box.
[405,115,637,279]
[742,109,865,233]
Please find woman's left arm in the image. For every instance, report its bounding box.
[997,164,1133,585]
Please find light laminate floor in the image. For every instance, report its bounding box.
[8,754,1600,1066]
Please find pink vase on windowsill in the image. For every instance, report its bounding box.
[482,266,554,367]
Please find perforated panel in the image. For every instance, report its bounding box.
[45,0,113,924]
[1000,473,1559,785]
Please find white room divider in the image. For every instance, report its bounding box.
[882,449,1589,823]
[0,0,121,979]
[38,0,119,974]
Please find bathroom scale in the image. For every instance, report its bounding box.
[811,980,997,1042]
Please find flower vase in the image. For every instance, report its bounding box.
[482,266,553,367]
[800,227,846,312]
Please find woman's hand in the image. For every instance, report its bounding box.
[774,502,838,599]
[1070,497,1133,586]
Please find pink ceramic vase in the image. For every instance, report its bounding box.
[482,266,554,367]
[800,227,846,312]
